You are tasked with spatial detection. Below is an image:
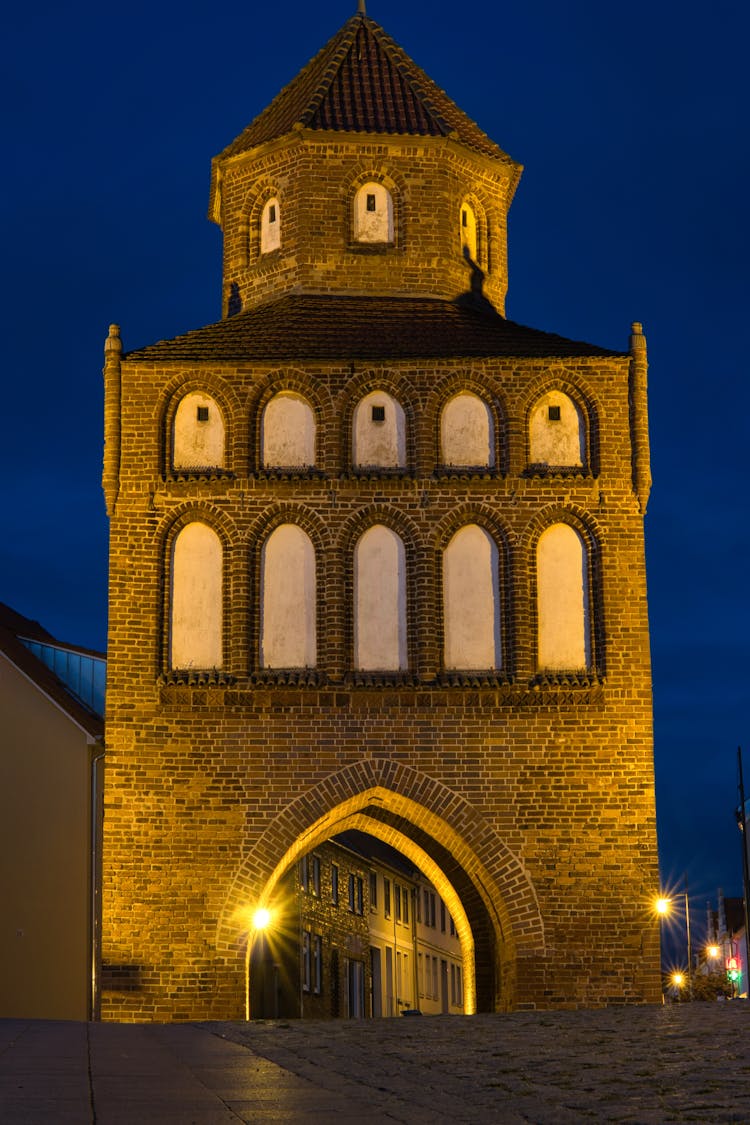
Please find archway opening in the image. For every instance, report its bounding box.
[241,789,512,1020]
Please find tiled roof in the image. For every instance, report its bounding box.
[216,14,517,166]
[0,602,104,736]
[124,294,623,362]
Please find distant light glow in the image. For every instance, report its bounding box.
[707,944,720,959]
[671,971,685,988]
[655,896,671,916]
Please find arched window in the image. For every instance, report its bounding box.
[440,392,495,468]
[261,392,315,469]
[353,182,394,244]
[536,523,590,671]
[460,200,478,262]
[172,392,225,471]
[260,196,281,254]
[529,391,585,468]
[354,525,407,671]
[352,391,406,469]
[170,522,223,670]
[260,525,316,668]
[443,525,501,670]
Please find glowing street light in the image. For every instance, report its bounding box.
[671,971,685,989]
[252,907,271,931]
[655,887,693,999]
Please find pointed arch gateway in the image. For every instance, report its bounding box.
[217,758,544,1015]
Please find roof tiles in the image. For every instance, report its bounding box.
[217,15,515,164]
[124,294,622,363]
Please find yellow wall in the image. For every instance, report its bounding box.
[0,653,94,1019]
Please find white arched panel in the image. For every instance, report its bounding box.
[536,523,590,671]
[353,182,394,243]
[170,522,223,670]
[440,392,494,468]
[173,392,225,470]
[352,391,406,469]
[354,525,407,671]
[260,196,280,253]
[443,525,501,669]
[460,201,478,261]
[261,393,315,468]
[260,524,316,668]
[529,391,585,467]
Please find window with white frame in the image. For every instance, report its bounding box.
[348,874,364,915]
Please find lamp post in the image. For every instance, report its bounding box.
[655,888,693,999]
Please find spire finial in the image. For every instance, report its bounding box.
[357,0,366,14]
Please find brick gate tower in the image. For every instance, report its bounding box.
[101,8,660,1020]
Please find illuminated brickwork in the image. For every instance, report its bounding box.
[101,12,660,1020]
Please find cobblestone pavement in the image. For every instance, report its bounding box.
[1,1004,749,1123]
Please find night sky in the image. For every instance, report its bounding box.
[3,2,747,921]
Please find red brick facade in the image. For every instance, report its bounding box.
[100,12,660,1020]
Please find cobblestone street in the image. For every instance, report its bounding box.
[2,1004,749,1123]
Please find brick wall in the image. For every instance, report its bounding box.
[215,135,514,317]
[101,347,660,1020]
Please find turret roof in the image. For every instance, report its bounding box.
[215,13,518,166]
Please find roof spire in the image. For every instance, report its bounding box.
[357,0,366,14]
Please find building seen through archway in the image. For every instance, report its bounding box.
[100,8,659,1020]
[249,833,467,1020]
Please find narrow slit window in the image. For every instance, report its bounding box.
[366,193,376,212]
[548,405,561,421]
[371,405,385,423]
[196,405,209,422]
[268,204,276,223]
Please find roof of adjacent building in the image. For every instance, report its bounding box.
[0,602,105,736]
[215,12,518,167]
[124,293,623,362]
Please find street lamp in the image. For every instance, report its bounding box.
[246,905,273,1020]
[253,907,271,931]
[655,887,693,999]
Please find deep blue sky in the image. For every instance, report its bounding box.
[3,2,747,921]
